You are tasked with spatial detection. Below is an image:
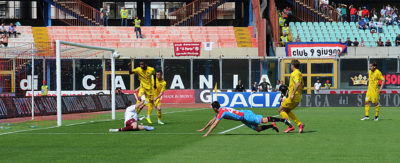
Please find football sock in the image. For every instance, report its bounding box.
[260,125,274,131]
[267,117,285,122]
[147,103,153,118]
[365,104,370,117]
[136,107,142,114]
[288,112,302,126]
[157,110,162,120]
[375,105,379,117]
[119,126,138,131]
[280,112,292,127]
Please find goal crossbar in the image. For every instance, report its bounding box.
[56,40,117,126]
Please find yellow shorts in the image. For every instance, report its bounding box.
[154,98,161,107]
[366,90,379,104]
[138,87,154,102]
[281,98,300,110]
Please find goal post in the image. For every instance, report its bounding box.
[56,40,117,126]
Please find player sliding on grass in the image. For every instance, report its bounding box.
[278,59,305,133]
[109,101,154,132]
[361,62,385,121]
[197,101,293,137]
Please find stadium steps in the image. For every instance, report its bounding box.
[170,0,227,26]
[234,27,253,47]
[44,0,101,26]
[32,27,52,56]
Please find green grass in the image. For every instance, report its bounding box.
[0,107,400,162]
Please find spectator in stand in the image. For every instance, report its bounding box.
[282,23,290,35]
[350,5,357,22]
[134,16,143,38]
[376,38,384,46]
[295,35,301,42]
[320,0,329,14]
[314,80,321,94]
[338,38,342,43]
[341,4,347,22]
[336,4,342,21]
[345,38,352,46]
[369,19,377,30]
[120,6,128,26]
[324,80,331,89]
[8,23,16,38]
[396,34,400,46]
[363,15,370,23]
[357,7,362,21]
[371,8,378,22]
[0,34,8,47]
[279,15,286,28]
[251,82,259,93]
[386,4,393,17]
[280,34,288,46]
[259,78,271,92]
[377,20,384,33]
[359,38,366,47]
[380,5,386,17]
[0,23,6,34]
[310,38,314,42]
[275,80,281,92]
[353,38,359,46]
[101,6,109,26]
[314,0,319,11]
[235,80,245,92]
[362,7,370,19]
[358,18,367,30]
[385,39,392,47]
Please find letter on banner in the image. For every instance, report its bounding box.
[233,74,238,88]
[265,93,270,107]
[272,94,281,107]
[83,75,96,90]
[115,76,126,90]
[249,93,263,107]
[199,75,213,89]
[170,75,184,89]
[20,75,38,90]
[230,94,248,107]
[213,93,229,107]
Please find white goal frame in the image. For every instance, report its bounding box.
[56,40,117,126]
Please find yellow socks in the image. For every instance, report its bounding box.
[365,104,370,117]
[157,110,162,120]
[375,105,379,117]
[288,112,302,126]
[147,103,153,118]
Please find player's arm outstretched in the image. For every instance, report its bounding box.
[197,117,220,137]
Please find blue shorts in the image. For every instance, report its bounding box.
[240,110,262,131]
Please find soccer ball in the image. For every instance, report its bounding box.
[113,51,120,59]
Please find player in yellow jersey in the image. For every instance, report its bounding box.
[137,70,167,124]
[129,61,156,124]
[361,62,385,121]
[278,59,305,133]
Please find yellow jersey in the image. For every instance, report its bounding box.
[368,69,384,91]
[288,69,304,102]
[133,66,155,90]
[152,78,167,96]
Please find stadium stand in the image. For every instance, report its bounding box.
[3,26,34,48]
[289,21,400,47]
[46,26,244,48]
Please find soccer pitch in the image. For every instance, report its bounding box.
[0,107,399,162]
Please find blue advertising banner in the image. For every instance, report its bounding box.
[211,92,281,108]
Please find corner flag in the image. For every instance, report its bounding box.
[214,83,218,102]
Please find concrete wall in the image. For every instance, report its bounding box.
[276,47,400,58]
[117,47,259,58]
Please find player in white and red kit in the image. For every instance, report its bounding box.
[109,101,154,132]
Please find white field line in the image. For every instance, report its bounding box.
[14,132,204,135]
[218,114,280,134]
[0,108,208,136]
